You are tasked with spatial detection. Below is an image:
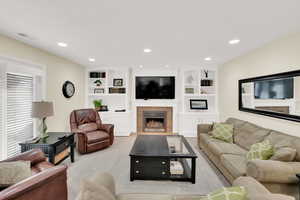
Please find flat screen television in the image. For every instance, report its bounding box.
[254,78,294,99]
[136,76,175,99]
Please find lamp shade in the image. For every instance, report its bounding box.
[32,101,54,118]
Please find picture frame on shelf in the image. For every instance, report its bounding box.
[185,87,194,94]
[94,88,105,94]
[201,79,213,86]
[90,72,106,78]
[109,87,126,94]
[113,79,123,86]
[190,99,208,110]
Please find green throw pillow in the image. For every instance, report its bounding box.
[212,123,234,143]
[246,140,274,161]
[200,186,247,200]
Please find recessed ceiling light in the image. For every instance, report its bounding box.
[89,58,95,62]
[143,48,152,53]
[204,57,212,61]
[57,42,68,47]
[139,65,143,68]
[165,65,169,68]
[229,39,240,45]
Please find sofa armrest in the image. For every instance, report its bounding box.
[197,124,213,137]
[0,165,68,200]
[246,160,300,184]
[99,124,114,144]
[99,124,114,134]
[89,172,116,197]
[233,176,295,200]
[1,149,46,166]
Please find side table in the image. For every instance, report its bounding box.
[19,132,75,165]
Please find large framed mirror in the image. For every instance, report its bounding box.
[239,70,300,122]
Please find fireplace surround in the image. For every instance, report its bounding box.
[137,107,173,134]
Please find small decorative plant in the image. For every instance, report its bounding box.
[94,79,102,86]
[93,99,102,110]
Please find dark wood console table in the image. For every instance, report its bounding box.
[19,132,75,165]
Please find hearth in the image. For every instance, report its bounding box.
[137,107,172,134]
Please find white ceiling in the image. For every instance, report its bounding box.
[0,0,300,68]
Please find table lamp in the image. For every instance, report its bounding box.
[32,101,54,140]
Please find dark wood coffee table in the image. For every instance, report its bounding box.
[129,135,197,183]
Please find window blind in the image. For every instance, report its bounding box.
[0,70,4,159]
[6,73,33,157]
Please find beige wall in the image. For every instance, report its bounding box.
[219,32,300,136]
[0,34,85,132]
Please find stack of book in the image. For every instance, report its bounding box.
[170,161,184,175]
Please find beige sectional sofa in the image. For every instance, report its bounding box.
[198,117,300,199]
[77,172,294,200]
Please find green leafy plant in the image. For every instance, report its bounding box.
[93,99,102,108]
[94,79,102,86]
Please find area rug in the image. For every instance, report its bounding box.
[65,136,229,199]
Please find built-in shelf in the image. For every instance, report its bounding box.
[86,68,130,113]
[184,94,216,97]
[179,112,218,115]
[182,69,217,114]
[88,93,126,96]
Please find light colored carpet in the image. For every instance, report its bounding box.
[64,136,229,199]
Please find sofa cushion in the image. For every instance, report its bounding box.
[226,118,247,129]
[220,154,247,178]
[246,140,274,161]
[78,122,98,132]
[199,186,247,200]
[117,194,173,200]
[207,140,247,157]
[0,161,31,187]
[31,161,54,175]
[234,122,271,150]
[86,131,109,144]
[199,133,221,146]
[265,130,300,161]
[212,123,234,143]
[270,147,297,162]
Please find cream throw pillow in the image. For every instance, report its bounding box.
[0,161,31,187]
[76,179,116,200]
[270,147,296,162]
[212,123,234,143]
[246,140,274,161]
[200,186,247,200]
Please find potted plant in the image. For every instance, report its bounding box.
[93,99,102,111]
[94,79,102,87]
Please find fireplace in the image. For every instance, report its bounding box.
[137,107,172,134]
[143,111,166,132]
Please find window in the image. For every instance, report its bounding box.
[6,73,34,157]
[0,57,45,160]
[0,68,4,159]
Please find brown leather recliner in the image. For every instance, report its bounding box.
[70,109,114,154]
[0,149,68,200]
